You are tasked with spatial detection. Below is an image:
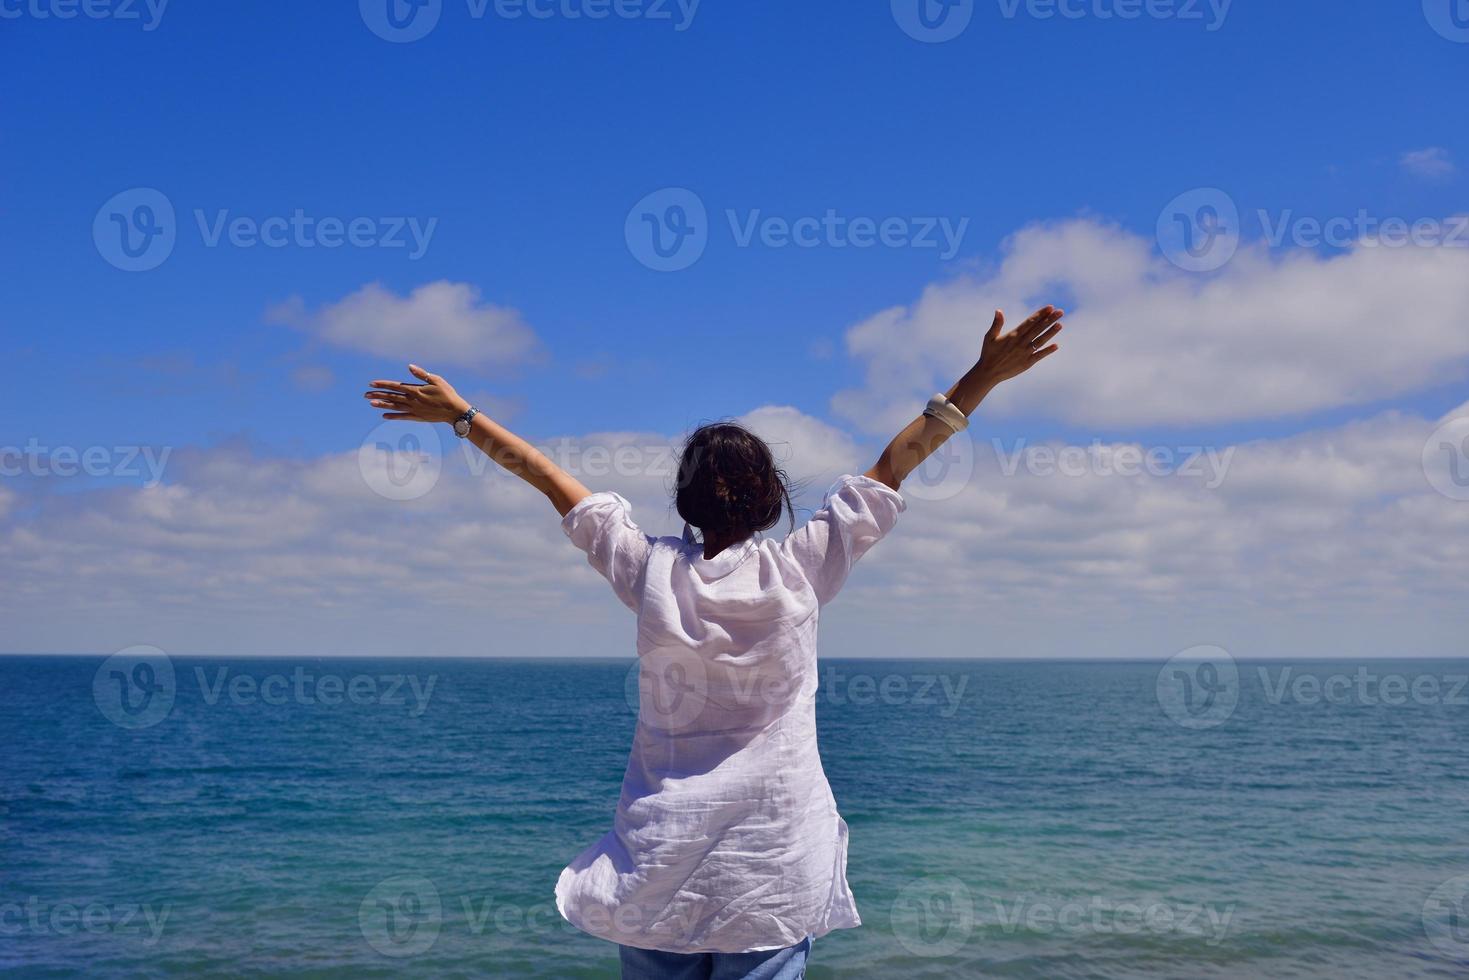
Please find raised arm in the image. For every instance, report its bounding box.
[865,305,1064,491]
[365,364,591,516]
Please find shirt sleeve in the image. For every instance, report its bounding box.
[779,473,906,605]
[561,492,655,612]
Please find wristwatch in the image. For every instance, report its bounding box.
[452,406,478,439]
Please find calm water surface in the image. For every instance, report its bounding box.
[2,656,1468,978]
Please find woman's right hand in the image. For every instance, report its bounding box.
[363,363,472,423]
[974,306,1064,386]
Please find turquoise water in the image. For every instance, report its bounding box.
[3,656,1468,978]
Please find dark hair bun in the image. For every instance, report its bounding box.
[675,423,794,539]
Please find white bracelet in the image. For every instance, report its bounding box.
[923,393,970,433]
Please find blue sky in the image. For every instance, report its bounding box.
[3,1,1468,657]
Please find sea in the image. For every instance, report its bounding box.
[2,656,1468,978]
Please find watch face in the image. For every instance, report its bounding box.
[454,419,470,437]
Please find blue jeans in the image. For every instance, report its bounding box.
[618,937,811,980]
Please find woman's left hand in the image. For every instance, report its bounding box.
[364,364,471,423]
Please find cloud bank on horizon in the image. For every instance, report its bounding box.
[6,209,1469,659]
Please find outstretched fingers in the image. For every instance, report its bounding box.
[364,388,411,410]
[1030,321,1063,349]
[1013,306,1063,344]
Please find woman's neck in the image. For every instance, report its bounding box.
[701,529,748,560]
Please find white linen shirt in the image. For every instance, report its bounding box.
[553,473,906,954]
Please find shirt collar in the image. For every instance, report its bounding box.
[681,523,759,578]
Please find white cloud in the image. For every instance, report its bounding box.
[737,406,864,495]
[1401,147,1457,181]
[268,281,539,370]
[290,364,335,392]
[832,219,1469,431]
[3,404,1467,659]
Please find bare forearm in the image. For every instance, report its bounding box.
[864,305,1064,492]
[465,414,590,516]
[866,366,998,491]
[363,365,591,517]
